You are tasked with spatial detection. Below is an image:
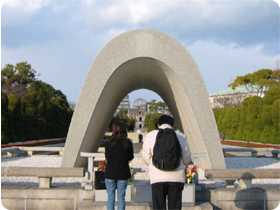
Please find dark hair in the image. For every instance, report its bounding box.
[157,115,174,126]
[108,121,129,147]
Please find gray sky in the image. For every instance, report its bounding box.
[1,0,279,106]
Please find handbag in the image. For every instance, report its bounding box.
[94,171,106,190]
[94,160,107,190]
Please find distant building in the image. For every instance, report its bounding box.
[128,98,148,133]
[115,95,130,115]
[115,96,148,133]
[209,79,263,109]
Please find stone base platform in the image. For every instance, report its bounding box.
[2,185,280,210]
[79,201,213,210]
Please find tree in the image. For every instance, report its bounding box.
[271,99,280,144]
[147,100,170,114]
[262,87,280,105]
[213,109,221,123]
[235,97,250,140]
[144,113,162,132]
[214,85,279,144]
[217,108,227,135]
[8,94,26,142]
[221,107,235,139]
[1,61,73,143]
[243,96,262,141]
[1,92,10,144]
[272,69,280,81]
[229,107,241,139]
[145,100,170,132]
[232,69,279,97]
[260,105,273,143]
[1,62,39,98]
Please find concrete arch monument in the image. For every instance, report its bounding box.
[61,29,226,169]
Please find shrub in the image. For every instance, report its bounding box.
[235,98,249,140]
[271,99,280,144]
[213,109,221,123]
[221,107,235,139]
[229,107,241,139]
[243,96,262,141]
[262,87,280,105]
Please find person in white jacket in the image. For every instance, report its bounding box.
[142,115,192,210]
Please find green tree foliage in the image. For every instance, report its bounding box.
[217,108,227,136]
[271,99,280,144]
[229,107,241,139]
[262,87,280,105]
[1,62,39,98]
[243,96,262,141]
[147,100,170,114]
[145,113,162,132]
[215,89,279,144]
[213,109,221,123]
[108,110,136,132]
[1,62,73,143]
[8,94,26,142]
[232,69,279,97]
[253,111,264,143]
[1,92,10,144]
[220,107,234,138]
[260,105,273,143]
[272,69,280,81]
[145,100,170,132]
[234,97,249,140]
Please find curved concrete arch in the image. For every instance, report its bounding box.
[61,29,226,169]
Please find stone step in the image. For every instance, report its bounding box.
[78,201,213,210]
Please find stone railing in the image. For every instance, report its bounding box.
[205,168,280,189]
[1,146,64,157]
[80,152,141,190]
[1,147,18,158]
[1,166,85,188]
[18,146,65,156]
[80,152,206,190]
[222,147,280,157]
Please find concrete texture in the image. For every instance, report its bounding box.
[61,29,226,169]
[1,186,91,210]
[210,188,280,210]
[2,186,279,210]
[205,169,280,179]
[1,167,85,177]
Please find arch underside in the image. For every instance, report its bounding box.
[61,29,226,169]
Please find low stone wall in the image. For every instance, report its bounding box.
[210,188,280,210]
[2,186,279,210]
[1,186,91,210]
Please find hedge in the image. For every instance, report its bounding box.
[214,88,280,144]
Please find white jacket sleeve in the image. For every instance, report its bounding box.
[176,131,192,165]
[142,131,156,166]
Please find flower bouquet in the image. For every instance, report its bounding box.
[128,167,136,184]
[185,165,198,184]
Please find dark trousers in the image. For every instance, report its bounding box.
[151,182,184,210]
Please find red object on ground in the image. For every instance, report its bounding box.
[1,138,66,148]
[221,140,280,149]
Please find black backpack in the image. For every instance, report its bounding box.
[152,128,182,171]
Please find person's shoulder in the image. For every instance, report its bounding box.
[146,129,159,136]
[127,138,133,146]
[175,130,186,139]
[145,129,159,141]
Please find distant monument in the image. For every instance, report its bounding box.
[128,98,148,133]
[61,29,226,170]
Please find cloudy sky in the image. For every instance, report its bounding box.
[1,0,279,106]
